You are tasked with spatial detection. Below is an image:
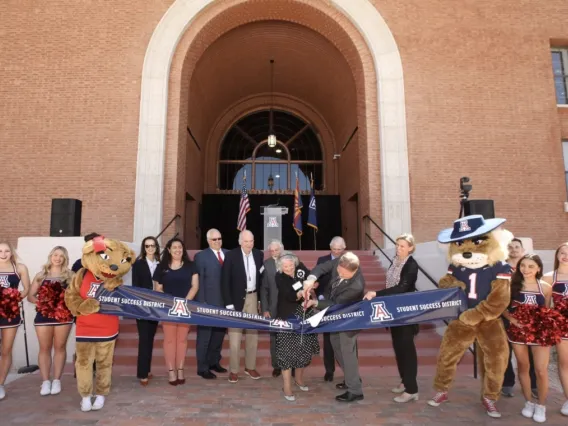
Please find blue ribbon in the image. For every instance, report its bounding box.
[96,285,467,333]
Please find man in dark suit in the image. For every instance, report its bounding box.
[259,239,284,378]
[221,230,264,383]
[304,252,365,402]
[194,228,229,379]
[316,236,346,382]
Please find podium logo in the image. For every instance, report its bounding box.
[267,217,279,228]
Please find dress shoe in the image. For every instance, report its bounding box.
[272,368,282,378]
[324,372,334,382]
[210,364,227,374]
[336,381,347,390]
[244,369,261,380]
[336,391,364,402]
[198,371,217,380]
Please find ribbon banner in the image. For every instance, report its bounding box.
[96,285,467,333]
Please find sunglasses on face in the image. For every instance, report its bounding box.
[145,244,156,248]
[209,238,222,241]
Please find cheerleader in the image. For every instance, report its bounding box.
[27,246,74,396]
[542,242,568,417]
[503,254,552,423]
[0,241,31,401]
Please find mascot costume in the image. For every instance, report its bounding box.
[65,235,135,412]
[427,215,512,418]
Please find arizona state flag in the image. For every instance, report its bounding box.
[293,174,303,236]
[307,177,318,231]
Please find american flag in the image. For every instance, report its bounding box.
[237,171,251,231]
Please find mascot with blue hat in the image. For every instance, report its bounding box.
[427,215,512,418]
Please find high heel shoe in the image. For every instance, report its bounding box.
[393,392,419,403]
[177,368,186,385]
[168,369,178,386]
[282,388,296,402]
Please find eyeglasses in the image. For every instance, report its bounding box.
[209,238,222,241]
[145,244,156,248]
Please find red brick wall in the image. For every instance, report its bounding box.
[2,0,568,249]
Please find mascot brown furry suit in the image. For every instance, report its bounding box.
[427,215,512,418]
[65,235,134,412]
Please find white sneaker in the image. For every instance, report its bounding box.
[0,385,5,400]
[561,400,568,416]
[92,395,105,411]
[391,383,405,394]
[394,392,419,403]
[50,379,61,395]
[80,396,92,412]
[521,400,535,418]
[40,380,51,396]
[533,404,546,423]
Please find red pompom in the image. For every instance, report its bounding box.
[37,281,72,323]
[509,303,567,346]
[553,296,568,339]
[0,288,22,321]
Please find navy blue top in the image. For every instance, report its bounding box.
[447,262,512,308]
[508,281,546,313]
[153,262,197,299]
[0,263,21,289]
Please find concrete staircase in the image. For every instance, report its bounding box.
[112,250,474,375]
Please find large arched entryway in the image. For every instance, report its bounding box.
[134,0,411,250]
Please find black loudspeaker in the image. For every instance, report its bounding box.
[464,199,495,219]
[50,199,82,236]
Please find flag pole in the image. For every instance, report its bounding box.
[311,173,316,251]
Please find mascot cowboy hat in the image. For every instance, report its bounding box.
[438,215,506,243]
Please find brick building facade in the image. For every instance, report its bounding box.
[2,0,567,249]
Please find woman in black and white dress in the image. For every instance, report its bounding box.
[274,252,319,401]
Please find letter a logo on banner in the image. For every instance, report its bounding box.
[371,302,393,322]
[87,283,101,298]
[168,298,191,318]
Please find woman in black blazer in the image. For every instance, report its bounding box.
[364,234,419,403]
[132,236,161,386]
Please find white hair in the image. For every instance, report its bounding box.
[206,228,221,239]
[238,230,254,244]
[276,252,299,272]
[338,251,360,271]
[330,236,346,249]
[267,239,284,251]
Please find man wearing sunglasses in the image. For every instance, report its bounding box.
[194,229,229,379]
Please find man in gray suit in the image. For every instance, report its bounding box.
[260,240,283,377]
[194,228,228,379]
[304,252,365,402]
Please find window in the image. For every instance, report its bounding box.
[218,110,324,192]
[552,49,568,105]
[563,141,568,197]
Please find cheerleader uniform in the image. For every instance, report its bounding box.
[0,263,22,329]
[552,271,568,340]
[507,281,546,345]
[34,277,74,326]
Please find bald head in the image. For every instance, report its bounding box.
[239,230,254,254]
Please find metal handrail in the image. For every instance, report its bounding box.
[156,214,181,240]
[362,215,477,379]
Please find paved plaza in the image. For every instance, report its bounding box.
[1,365,566,425]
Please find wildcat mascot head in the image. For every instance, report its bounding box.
[438,215,512,268]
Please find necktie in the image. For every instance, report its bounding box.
[331,277,342,299]
[217,251,223,265]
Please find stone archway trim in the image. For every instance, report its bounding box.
[134,0,411,246]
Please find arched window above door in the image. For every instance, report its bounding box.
[218,110,324,193]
